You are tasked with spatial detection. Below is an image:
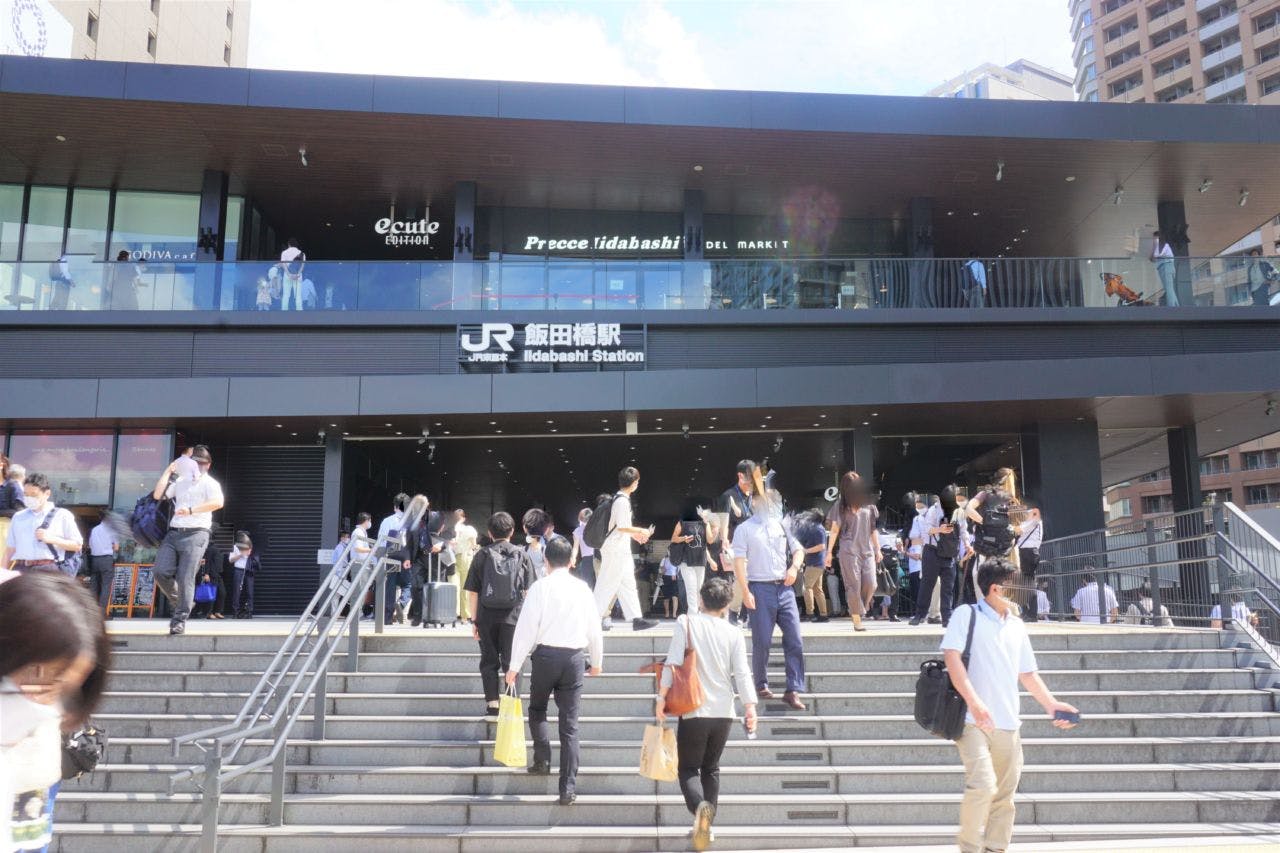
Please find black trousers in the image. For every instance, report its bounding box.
[476,612,517,704]
[1019,547,1040,621]
[914,545,956,623]
[230,569,255,615]
[676,717,733,814]
[528,645,584,795]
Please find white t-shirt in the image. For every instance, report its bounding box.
[1036,589,1051,617]
[1071,582,1119,624]
[0,684,62,851]
[280,246,303,264]
[1210,601,1251,624]
[940,601,1038,731]
[601,494,633,560]
[166,473,223,531]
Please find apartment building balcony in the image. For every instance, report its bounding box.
[1152,61,1194,91]
[1105,23,1143,49]
[1201,39,1243,71]
[1098,0,1138,27]
[1199,10,1240,42]
[1148,32,1192,64]
[1205,68,1247,100]
[1196,0,1231,11]
[1147,7,1188,35]
[1254,16,1280,52]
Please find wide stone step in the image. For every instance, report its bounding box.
[104,645,1242,673]
[102,734,1280,767]
[96,688,1275,718]
[68,761,1280,796]
[49,819,1280,853]
[102,667,1260,694]
[53,789,1280,828]
[95,708,1280,741]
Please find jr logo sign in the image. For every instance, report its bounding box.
[459,323,515,359]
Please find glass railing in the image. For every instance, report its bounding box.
[1,255,1277,313]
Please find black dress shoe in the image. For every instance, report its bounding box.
[908,616,922,626]
[558,791,576,806]
[527,761,551,776]
[168,621,186,636]
[632,618,659,631]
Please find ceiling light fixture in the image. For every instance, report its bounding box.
[693,164,703,172]
[1239,188,1250,207]
[299,146,308,167]
[1111,185,1125,205]
[995,160,1004,182]
[1198,179,1213,193]
[1065,175,1076,182]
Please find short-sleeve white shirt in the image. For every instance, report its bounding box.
[940,601,1038,730]
[166,473,223,530]
[601,494,633,560]
[6,505,82,561]
[1071,582,1118,623]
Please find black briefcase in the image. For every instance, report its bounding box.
[913,605,976,741]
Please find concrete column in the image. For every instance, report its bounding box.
[1167,425,1210,612]
[1157,200,1192,306]
[196,169,229,309]
[453,181,477,309]
[320,433,344,583]
[682,189,706,308]
[840,427,874,485]
[1020,420,1104,538]
[908,197,934,308]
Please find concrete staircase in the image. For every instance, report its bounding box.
[54,622,1280,852]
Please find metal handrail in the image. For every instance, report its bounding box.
[167,502,425,853]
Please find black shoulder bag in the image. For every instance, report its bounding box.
[913,604,978,741]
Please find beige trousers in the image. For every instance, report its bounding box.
[955,725,1024,853]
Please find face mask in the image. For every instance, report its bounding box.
[916,506,926,515]
[957,499,968,509]
[22,495,44,510]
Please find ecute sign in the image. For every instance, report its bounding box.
[458,322,646,368]
[375,216,440,247]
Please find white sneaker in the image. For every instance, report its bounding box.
[692,801,714,851]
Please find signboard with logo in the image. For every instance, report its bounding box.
[0,0,72,58]
[458,322,645,373]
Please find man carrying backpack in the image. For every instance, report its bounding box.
[586,467,659,632]
[464,511,538,717]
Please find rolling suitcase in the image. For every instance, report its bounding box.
[424,552,458,627]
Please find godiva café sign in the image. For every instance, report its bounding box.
[458,322,646,371]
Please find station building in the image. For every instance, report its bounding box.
[1,55,1278,612]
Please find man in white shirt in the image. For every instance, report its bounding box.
[592,467,658,631]
[150,446,225,635]
[3,472,82,574]
[506,536,603,806]
[1014,503,1043,621]
[378,493,411,624]
[88,511,120,610]
[942,558,1078,853]
[1070,573,1119,624]
[1210,597,1257,629]
[279,239,306,311]
[964,253,988,307]
[453,512,479,621]
[1151,230,1179,307]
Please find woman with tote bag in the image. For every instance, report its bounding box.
[655,577,758,852]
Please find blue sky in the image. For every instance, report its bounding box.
[249,0,1075,96]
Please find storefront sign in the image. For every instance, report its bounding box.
[458,322,645,368]
[520,234,792,254]
[376,215,441,247]
[1,0,73,58]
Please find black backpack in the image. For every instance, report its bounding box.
[974,490,1015,558]
[581,494,620,551]
[480,543,526,609]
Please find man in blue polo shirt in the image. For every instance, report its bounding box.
[941,558,1077,853]
[732,492,806,710]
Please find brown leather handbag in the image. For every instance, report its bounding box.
[639,615,705,716]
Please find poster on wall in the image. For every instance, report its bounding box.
[7,432,113,505]
[0,0,73,58]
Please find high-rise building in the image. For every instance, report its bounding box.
[47,0,249,66]
[1070,0,1280,105]
[925,59,1076,100]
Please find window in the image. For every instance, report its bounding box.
[1154,51,1191,76]
[1259,42,1280,65]
[109,190,200,261]
[1246,483,1280,505]
[21,186,67,262]
[1107,45,1142,68]
[1142,494,1175,514]
[1101,0,1133,13]
[0,184,23,262]
[1242,449,1280,470]
[86,12,98,39]
[1084,63,1097,81]
[1200,455,1230,475]
[8,431,115,506]
[1110,73,1143,97]
[67,188,110,257]
[223,44,231,64]
[1140,467,1170,482]
[1105,16,1139,42]
[1202,490,1229,505]
[112,430,173,512]
[1199,1,1237,26]
[1157,83,1193,101]
[1255,10,1280,33]
[1085,90,1100,101]
[1108,497,1133,521]
[1151,21,1188,47]
[1148,0,1184,19]
[147,32,157,57]
[226,8,234,29]
[1262,72,1280,96]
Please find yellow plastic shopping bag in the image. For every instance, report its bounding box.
[493,687,528,768]
[638,723,678,782]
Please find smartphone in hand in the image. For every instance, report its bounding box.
[1054,710,1081,724]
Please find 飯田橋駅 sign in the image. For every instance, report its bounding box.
[458,322,645,371]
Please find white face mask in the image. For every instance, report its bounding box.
[22,494,45,511]
[957,499,969,509]
[916,505,927,515]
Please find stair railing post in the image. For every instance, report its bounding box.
[347,605,360,672]
[270,729,288,826]
[374,561,386,634]
[1212,504,1236,624]
[1146,519,1162,626]
[312,663,327,740]
[199,743,223,853]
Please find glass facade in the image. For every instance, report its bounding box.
[113,430,173,511]
[7,431,115,506]
[0,184,22,262]
[110,190,200,261]
[22,186,68,261]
